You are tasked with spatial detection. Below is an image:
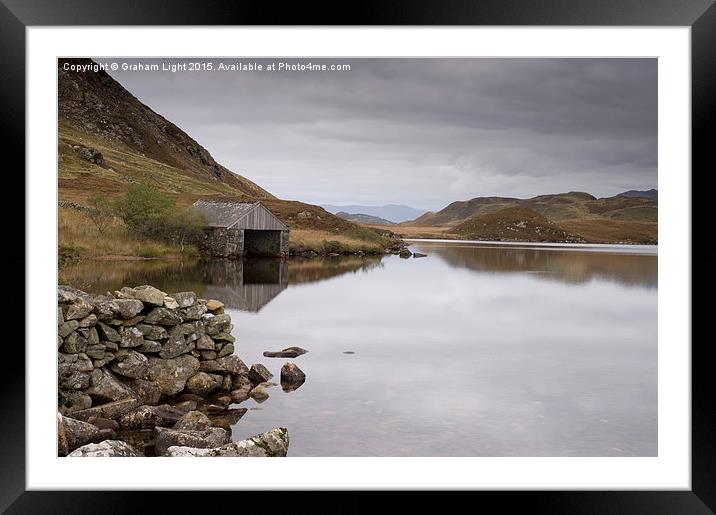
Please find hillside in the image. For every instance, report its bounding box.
[58,58,396,258]
[336,212,396,225]
[617,189,658,200]
[403,191,657,244]
[448,207,586,243]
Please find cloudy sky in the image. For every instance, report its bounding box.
[102,58,657,211]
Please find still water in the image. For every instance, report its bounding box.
[59,241,657,456]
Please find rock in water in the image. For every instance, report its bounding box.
[399,248,412,258]
[154,426,230,456]
[249,385,269,402]
[280,362,306,392]
[67,440,142,457]
[262,346,308,358]
[165,427,289,457]
[248,363,273,385]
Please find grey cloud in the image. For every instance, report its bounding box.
[99,58,657,210]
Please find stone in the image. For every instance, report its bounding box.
[280,362,306,392]
[78,314,98,327]
[144,307,183,326]
[86,326,99,345]
[399,248,412,258]
[67,398,139,422]
[216,343,235,358]
[263,346,308,358]
[67,440,141,457]
[119,326,145,348]
[97,322,121,343]
[147,354,200,396]
[230,387,250,404]
[205,314,231,336]
[173,400,198,413]
[206,299,224,311]
[88,417,120,431]
[120,377,162,406]
[59,370,91,390]
[92,352,116,368]
[58,390,92,414]
[58,413,68,456]
[199,350,217,360]
[135,323,168,340]
[58,285,85,303]
[181,303,207,321]
[195,334,215,350]
[136,340,162,353]
[62,331,88,353]
[212,332,235,342]
[116,315,145,326]
[110,349,150,379]
[85,343,106,360]
[248,363,273,385]
[154,426,230,457]
[208,408,247,429]
[59,414,103,454]
[249,385,269,403]
[163,296,180,309]
[159,327,192,359]
[118,404,185,429]
[185,372,222,396]
[58,320,79,338]
[63,298,94,320]
[93,299,121,321]
[85,368,138,404]
[172,410,212,431]
[114,299,144,319]
[172,292,197,308]
[58,307,65,327]
[165,428,289,457]
[127,285,166,307]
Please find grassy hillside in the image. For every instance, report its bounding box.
[57,58,396,259]
[402,191,657,244]
[448,207,586,243]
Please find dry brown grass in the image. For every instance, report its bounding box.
[58,208,198,263]
[558,219,657,244]
[370,224,457,239]
[288,229,387,253]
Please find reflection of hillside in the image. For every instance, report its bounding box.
[288,256,384,285]
[59,255,386,312]
[423,245,657,288]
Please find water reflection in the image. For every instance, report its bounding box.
[414,242,657,288]
[59,255,384,312]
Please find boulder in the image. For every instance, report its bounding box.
[119,326,145,348]
[185,372,222,396]
[58,370,91,390]
[263,346,308,358]
[120,377,162,406]
[63,298,94,320]
[126,285,166,307]
[154,426,230,457]
[172,410,212,431]
[135,323,168,340]
[136,340,162,353]
[205,299,224,312]
[59,414,103,454]
[78,314,98,327]
[67,440,142,457]
[58,390,92,414]
[205,314,231,336]
[248,363,273,385]
[67,398,139,421]
[97,322,121,343]
[92,352,116,368]
[58,414,68,456]
[280,362,306,392]
[195,334,215,350]
[144,307,183,326]
[88,417,120,431]
[92,299,121,321]
[85,343,106,360]
[58,320,79,338]
[85,368,138,404]
[181,303,207,321]
[111,349,150,379]
[163,296,180,309]
[147,354,200,396]
[172,292,197,308]
[249,385,269,403]
[114,299,144,319]
[165,428,289,457]
[118,404,185,429]
[159,327,192,359]
[62,331,88,353]
[208,408,247,429]
[216,343,235,358]
[399,248,412,258]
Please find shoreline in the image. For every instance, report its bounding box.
[404,238,658,254]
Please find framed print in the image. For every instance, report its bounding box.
[3,0,713,512]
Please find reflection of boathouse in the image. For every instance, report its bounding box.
[193,200,289,258]
[200,259,288,312]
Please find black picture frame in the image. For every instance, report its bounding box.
[3,1,711,512]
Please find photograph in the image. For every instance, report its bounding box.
[56,56,659,458]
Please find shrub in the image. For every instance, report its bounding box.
[87,195,114,235]
[322,240,343,254]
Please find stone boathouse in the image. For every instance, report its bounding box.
[192,200,289,258]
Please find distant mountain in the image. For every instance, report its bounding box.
[403,191,657,244]
[322,204,427,223]
[335,212,396,225]
[616,189,658,200]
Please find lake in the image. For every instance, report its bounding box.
[59,240,658,456]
